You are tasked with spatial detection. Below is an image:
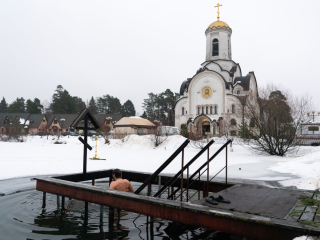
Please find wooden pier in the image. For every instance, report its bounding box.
[36,169,320,240]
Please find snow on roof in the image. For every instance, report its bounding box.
[114,117,156,127]
[19,118,25,124]
[129,116,142,119]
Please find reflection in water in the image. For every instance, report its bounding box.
[0,177,253,239]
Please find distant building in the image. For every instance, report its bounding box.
[113,117,156,138]
[297,112,320,145]
[0,112,122,135]
[0,113,30,134]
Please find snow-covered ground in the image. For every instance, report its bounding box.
[1,135,320,190]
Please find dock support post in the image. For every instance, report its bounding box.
[57,195,60,208]
[92,179,95,186]
[85,201,88,216]
[61,196,65,211]
[100,205,104,226]
[117,209,121,226]
[42,192,46,208]
[109,207,114,231]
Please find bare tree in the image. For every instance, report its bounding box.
[236,84,313,156]
[151,125,167,147]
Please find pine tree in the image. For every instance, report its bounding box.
[97,94,122,114]
[73,96,86,113]
[8,98,25,113]
[51,85,76,114]
[140,111,147,118]
[26,98,43,114]
[122,100,136,117]
[0,97,8,113]
[88,97,98,114]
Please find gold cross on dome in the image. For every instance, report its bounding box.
[214,3,223,21]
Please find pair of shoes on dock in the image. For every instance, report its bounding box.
[206,195,231,205]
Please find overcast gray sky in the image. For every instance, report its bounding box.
[1,0,320,115]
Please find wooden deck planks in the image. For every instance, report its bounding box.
[195,184,302,219]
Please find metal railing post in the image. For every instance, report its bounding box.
[180,149,184,202]
[207,147,209,197]
[226,145,228,185]
[198,171,200,200]
[187,167,189,201]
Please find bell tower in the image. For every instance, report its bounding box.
[205,3,232,61]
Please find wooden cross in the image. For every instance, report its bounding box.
[215,3,223,21]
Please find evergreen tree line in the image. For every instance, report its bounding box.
[141,89,180,126]
[0,85,136,116]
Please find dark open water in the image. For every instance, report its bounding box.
[0,177,250,240]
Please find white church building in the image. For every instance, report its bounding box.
[174,6,258,137]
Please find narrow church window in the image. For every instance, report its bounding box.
[231,119,237,125]
[250,118,255,127]
[198,107,200,114]
[206,106,208,114]
[202,107,204,114]
[182,107,184,115]
[210,106,213,114]
[212,124,216,135]
[232,104,235,114]
[212,39,219,56]
[214,106,218,114]
[237,90,240,94]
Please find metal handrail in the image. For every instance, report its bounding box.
[169,139,232,200]
[134,139,190,194]
[153,140,214,198]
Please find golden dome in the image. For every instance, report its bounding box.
[207,20,230,29]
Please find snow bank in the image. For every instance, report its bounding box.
[293,236,319,240]
[269,147,320,190]
[157,135,189,150]
[113,135,155,149]
[2,135,320,191]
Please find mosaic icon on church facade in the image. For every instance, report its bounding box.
[202,87,212,97]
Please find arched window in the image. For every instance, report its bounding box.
[182,107,184,115]
[214,106,218,114]
[206,106,208,114]
[212,123,216,135]
[202,107,204,114]
[237,90,240,94]
[198,107,200,114]
[232,104,235,114]
[210,106,213,114]
[231,119,237,125]
[212,39,219,56]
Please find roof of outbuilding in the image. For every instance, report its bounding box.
[46,114,78,129]
[93,114,122,124]
[114,117,156,127]
[0,113,31,127]
[28,114,46,128]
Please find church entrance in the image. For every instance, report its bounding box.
[202,121,210,135]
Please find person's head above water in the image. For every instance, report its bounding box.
[112,168,122,178]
